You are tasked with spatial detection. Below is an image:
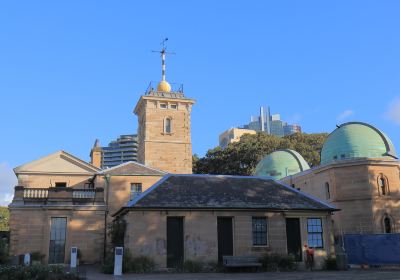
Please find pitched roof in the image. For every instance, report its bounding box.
[98,161,166,176]
[14,150,100,175]
[124,174,337,211]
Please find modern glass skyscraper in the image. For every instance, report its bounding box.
[94,135,138,169]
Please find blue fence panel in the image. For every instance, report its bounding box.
[344,234,400,265]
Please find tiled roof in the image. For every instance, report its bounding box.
[126,174,337,211]
[99,161,166,176]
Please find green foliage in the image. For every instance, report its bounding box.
[260,253,297,271]
[0,239,8,265]
[175,260,203,273]
[324,257,338,270]
[0,207,9,232]
[101,250,155,274]
[107,219,126,248]
[193,132,328,175]
[0,264,81,280]
[128,256,155,273]
[30,252,44,263]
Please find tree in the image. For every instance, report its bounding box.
[193,132,328,175]
[0,207,9,231]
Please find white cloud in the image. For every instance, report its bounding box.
[0,163,17,206]
[337,110,354,121]
[384,97,400,125]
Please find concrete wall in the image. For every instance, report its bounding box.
[9,207,105,264]
[123,210,333,269]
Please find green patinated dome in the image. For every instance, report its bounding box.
[321,122,397,165]
[254,149,310,180]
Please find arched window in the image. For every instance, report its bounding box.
[383,215,393,233]
[164,117,172,134]
[378,175,389,196]
[325,182,331,199]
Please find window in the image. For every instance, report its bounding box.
[49,217,67,264]
[130,183,142,200]
[170,104,177,109]
[164,118,172,134]
[307,218,323,248]
[384,217,392,233]
[325,182,330,199]
[252,217,267,246]
[55,182,66,188]
[378,175,389,195]
[159,103,167,109]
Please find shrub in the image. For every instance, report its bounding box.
[179,260,203,273]
[0,239,9,264]
[101,254,114,274]
[261,253,297,271]
[30,252,45,263]
[101,251,156,274]
[0,264,81,280]
[325,257,338,270]
[130,256,156,273]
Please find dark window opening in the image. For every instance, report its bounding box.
[325,182,330,199]
[384,217,392,233]
[378,175,389,196]
[165,118,172,133]
[55,182,67,188]
[252,217,267,246]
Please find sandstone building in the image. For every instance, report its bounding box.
[114,174,336,269]
[254,122,400,236]
[9,46,337,268]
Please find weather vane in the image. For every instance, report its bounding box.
[152,37,175,81]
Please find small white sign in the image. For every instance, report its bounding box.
[70,247,78,268]
[24,253,30,266]
[114,247,123,276]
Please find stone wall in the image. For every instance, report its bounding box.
[135,96,194,174]
[123,210,333,269]
[281,159,400,235]
[9,206,106,264]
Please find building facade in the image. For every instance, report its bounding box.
[9,151,166,264]
[255,122,400,236]
[115,175,336,269]
[219,128,256,149]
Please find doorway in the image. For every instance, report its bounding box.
[286,218,302,261]
[167,217,184,267]
[217,217,233,263]
[49,217,67,264]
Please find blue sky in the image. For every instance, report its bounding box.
[1,1,400,204]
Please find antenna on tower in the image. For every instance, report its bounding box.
[152,37,175,82]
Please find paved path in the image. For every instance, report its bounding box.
[85,267,400,280]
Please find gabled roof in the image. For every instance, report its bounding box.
[123,174,337,211]
[98,161,166,176]
[14,150,100,175]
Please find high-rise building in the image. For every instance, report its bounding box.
[90,135,138,169]
[219,128,257,149]
[242,106,301,137]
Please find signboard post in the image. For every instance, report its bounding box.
[23,253,30,266]
[71,247,78,268]
[114,247,123,276]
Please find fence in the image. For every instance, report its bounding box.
[344,233,400,265]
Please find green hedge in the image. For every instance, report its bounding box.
[260,253,297,271]
[0,264,81,280]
